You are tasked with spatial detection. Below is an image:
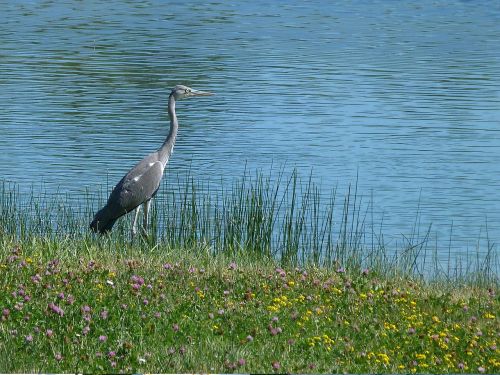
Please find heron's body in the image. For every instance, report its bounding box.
[89,153,165,233]
[90,85,212,235]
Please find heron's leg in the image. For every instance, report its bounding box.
[141,199,151,236]
[131,205,141,238]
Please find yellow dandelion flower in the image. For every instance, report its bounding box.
[384,322,397,331]
[432,316,440,323]
[407,314,418,321]
[196,290,205,298]
[377,353,390,365]
[489,358,500,367]
[483,313,495,319]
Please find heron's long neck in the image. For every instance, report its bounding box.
[158,94,178,166]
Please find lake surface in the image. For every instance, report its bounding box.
[1,1,499,261]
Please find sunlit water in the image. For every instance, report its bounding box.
[1,1,499,262]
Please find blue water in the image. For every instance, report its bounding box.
[1,1,499,261]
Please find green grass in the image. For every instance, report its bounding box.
[0,238,498,373]
[1,170,497,282]
[0,170,498,373]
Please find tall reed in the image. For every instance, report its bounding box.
[0,170,497,285]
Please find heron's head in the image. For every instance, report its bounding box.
[170,85,213,100]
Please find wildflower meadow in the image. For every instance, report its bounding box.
[0,237,498,373]
[0,175,498,373]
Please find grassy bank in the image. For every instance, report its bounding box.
[0,171,498,372]
[0,237,498,373]
[1,170,497,282]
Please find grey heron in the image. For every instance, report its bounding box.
[90,84,213,236]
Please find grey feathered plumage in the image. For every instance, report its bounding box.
[90,85,212,234]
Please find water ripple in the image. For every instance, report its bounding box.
[1,1,499,257]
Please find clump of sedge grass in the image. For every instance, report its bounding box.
[1,169,497,283]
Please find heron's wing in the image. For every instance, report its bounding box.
[106,159,164,217]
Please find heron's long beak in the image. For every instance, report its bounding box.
[191,89,214,96]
